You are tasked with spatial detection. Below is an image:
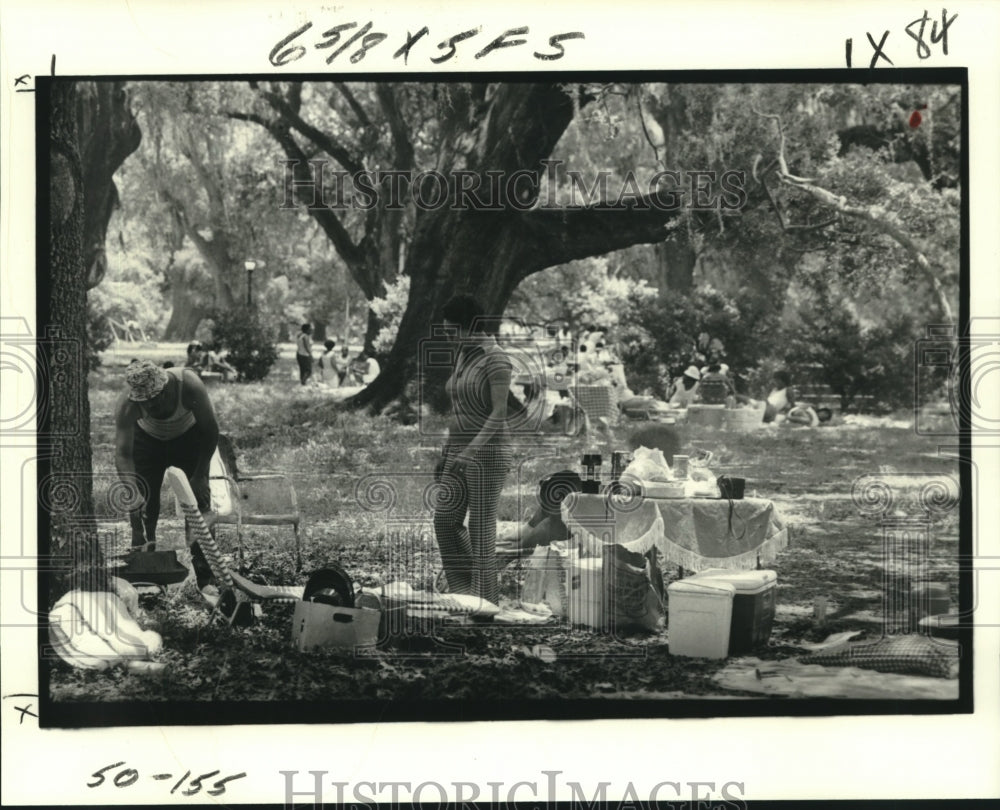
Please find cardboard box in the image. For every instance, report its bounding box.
[291,601,381,652]
[666,578,735,658]
[689,569,777,654]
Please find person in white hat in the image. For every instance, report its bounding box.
[668,365,701,408]
[114,360,219,587]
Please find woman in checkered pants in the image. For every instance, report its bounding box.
[433,295,513,608]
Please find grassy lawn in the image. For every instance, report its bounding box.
[48,346,961,703]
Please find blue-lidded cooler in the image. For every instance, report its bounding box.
[688,568,777,655]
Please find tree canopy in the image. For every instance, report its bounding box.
[94,79,959,410]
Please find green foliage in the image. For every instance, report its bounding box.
[209,306,279,382]
[508,256,657,330]
[123,81,360,340]
[802,147,960,300]
[621,286,782,394]
[369,273,410,355]
[108,80,958,393]
[782,291,932,412]
[90,224,168,338]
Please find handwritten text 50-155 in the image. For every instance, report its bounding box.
[269,22,586,68]
[88,761,246,797]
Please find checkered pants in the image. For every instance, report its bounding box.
[433,443,512,605]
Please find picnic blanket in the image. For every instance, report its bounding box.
[798,633,960,679]
[379,581,500,616]
[714,657,960,699]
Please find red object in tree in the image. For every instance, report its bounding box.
[909,111,923,128]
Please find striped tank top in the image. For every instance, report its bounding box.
[137,367,196,440]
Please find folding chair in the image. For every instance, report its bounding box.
[212,472,303,571]
[571,385,619,432]
[212,436,303,570]
[163,437,304,571]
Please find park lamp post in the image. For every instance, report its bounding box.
[244,260,256,306]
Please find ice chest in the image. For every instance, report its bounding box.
[291,601,381,651]
[689,568,777,654]
[666,578,735,659]
[566,556,605,629]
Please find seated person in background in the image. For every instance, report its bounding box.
[787,404,834,428]
[332,346,351,386]
[787,404,819,427]
[349,351,381,386]
[545,345,573,395]
[607,361,632,399]
[202,341,237,382]
[184,342,203,370]
[318,339,338,384]
[593,340,612,367]
[717,363,755,407]
[575,344,613,385]
[668,365,701,408]
[763,371,797,423]
[697,363,735,406]
[362,353,381,385]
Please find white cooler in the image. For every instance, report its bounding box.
[666,578,735,658]
[566,556,605,629]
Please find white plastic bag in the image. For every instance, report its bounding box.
[621,445,673,483]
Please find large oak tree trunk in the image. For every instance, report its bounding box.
[655,229,697,294]
[47,81,102,596]
[77,82,142,290]
[352,86,689,411]
[162,284,209,340]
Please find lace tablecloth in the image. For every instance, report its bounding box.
[561,491,789,571]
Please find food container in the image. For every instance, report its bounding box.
[666,578,735,658]
[688,568,777,654]
[581,453,603,494]
[640,480,686,499]
[611,451,632,481]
